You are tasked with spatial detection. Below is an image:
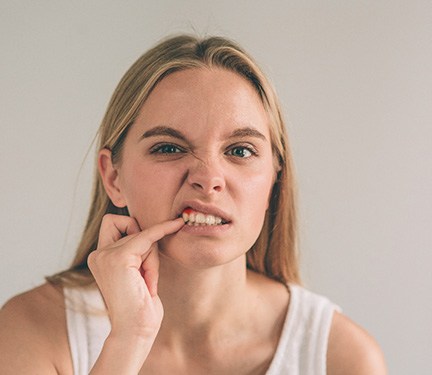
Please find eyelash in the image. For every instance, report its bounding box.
[150,143,186,154]
[225,145,258,158]
[149,143,258,159]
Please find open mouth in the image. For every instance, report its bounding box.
[180,208,230,226]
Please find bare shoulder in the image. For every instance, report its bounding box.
[0,283,72,374]
[327,311,387,375]
[2,282,64,313]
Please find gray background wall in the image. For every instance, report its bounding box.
[1,1,431,373]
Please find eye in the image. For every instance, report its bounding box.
[150,143,185,154]
[226,145,256,158]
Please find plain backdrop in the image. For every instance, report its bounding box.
[1,1,431,374]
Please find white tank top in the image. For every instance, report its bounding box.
[64,284,339,375]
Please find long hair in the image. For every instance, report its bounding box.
[47,34,300,287]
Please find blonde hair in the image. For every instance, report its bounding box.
[48,35,300,286]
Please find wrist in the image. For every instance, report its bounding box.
[108,324,159,344]
[89,332,156,374]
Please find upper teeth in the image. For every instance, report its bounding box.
[182,210,223,225]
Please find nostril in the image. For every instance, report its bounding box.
[191,181,223,193]
[190,182,205,192]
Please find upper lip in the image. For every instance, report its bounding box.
[176,200,232,223]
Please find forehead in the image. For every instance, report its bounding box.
[131,67,271,139]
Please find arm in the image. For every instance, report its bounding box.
[327,311,387,375]
[0,287,65,374]
[88,214,184,374]
[89,334,154,374]
[0,216,182,375]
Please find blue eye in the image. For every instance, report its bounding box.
[151,143,184,154]
[227,146,254,158]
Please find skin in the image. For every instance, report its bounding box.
[103,67,277,270]
[0,67,387,374]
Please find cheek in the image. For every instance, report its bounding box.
[120,164,182,223]
[240,170,275,224]
[229,171,274,252]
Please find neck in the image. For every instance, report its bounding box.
[157,255,250,343]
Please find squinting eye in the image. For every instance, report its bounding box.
[151,144,184,154]
[227,146,254,158]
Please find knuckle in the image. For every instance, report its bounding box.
[87,250,98,269]
[101,213,115,225]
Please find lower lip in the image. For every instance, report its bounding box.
[179,222,232,235]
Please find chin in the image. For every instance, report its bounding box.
[158,236,244,270]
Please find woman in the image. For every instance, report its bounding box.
[0,35,386,374]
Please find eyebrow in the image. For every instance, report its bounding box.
[140,125,267,142]
[140,126,187,142]
[229,127,267,141]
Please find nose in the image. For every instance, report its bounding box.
[186,157,226,194]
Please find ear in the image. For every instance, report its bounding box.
[98,148,127,208]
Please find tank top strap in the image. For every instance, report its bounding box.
[266,284,340,375]
[64,285,110,375]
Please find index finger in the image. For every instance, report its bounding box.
[126,217,185,257]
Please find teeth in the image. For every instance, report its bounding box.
[206,215,215,225]
[182,209,225,226]
[196,213,206,224]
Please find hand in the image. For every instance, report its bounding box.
[88,214,184,341]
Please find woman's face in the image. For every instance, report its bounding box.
[110,67,276,268]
